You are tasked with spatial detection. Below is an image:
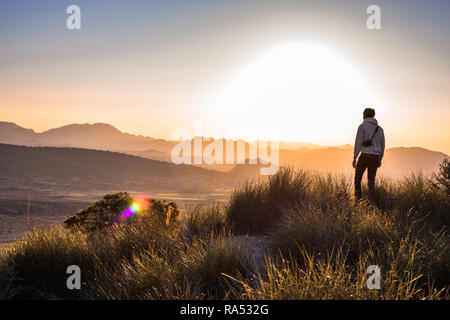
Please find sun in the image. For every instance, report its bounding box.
[207,42,378,144]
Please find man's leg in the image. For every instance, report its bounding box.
[367,156,379,199]
[354,155,368,200]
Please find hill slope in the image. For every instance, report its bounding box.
[0,144,231,198]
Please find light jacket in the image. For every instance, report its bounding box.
[354,117,385,159]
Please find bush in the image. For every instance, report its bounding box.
[64,192,132,231]
[148,199,180,226]
[64,193,180,232]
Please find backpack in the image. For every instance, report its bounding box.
[363,126,379,147]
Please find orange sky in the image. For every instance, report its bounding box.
[1,1,449,154]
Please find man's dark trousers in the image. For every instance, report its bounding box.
[355,153,380,199]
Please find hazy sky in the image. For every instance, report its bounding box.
[1,0,449,153]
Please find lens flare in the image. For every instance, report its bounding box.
[131,203,140,212]
[122,195,150,218]
[123,207,134,218]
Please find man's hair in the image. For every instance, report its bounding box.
[363,108,376,118]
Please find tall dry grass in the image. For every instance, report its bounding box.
[1,165,449,300]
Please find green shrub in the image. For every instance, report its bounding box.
[64,192,132,231]
[64,193,180,233]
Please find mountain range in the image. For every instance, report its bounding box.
[1,121,447,178]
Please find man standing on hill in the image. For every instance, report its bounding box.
[353,108,385,200]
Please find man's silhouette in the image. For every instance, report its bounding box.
[353,108,385,200]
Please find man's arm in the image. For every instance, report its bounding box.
[378,128,385,167]
[353,125,363,168]
[380,128,385,159]
[354,125,363,158]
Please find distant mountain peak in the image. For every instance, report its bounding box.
[42,122,122,134]
[0,121,35,131]
[0,121,37,137]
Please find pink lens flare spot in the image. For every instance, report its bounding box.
[123,207,134,218]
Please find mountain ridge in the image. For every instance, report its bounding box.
[2,121,447,154]
[1,122,446,178]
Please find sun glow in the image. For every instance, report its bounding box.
[208,42,378,144]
